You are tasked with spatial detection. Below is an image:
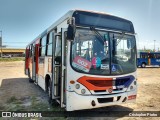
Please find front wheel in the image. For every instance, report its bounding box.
[46,79,59,106]
[141,63,146,68]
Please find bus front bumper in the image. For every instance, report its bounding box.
[66,90,137,111]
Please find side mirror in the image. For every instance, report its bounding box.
[67,17,76,41]
[67,24,76,41]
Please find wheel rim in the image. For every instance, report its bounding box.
[142,64,145,67]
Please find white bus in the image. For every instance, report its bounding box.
[25,10,137,111]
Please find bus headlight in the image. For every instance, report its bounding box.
[81,89,86,94]
[75,84,80,89]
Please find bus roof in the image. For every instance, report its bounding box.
[26,10,134,47]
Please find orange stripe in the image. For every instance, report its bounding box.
[77,76,113,90]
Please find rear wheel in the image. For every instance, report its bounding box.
[141,63,146,68]
[28,69,34,83]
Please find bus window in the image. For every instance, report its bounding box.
[47,32,53,56]
[40,35,47,56]
[140,53,148,58]
[156,54,160,58]
[148,53,154,58]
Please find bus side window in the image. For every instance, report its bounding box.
[46,32,53,56]
[39,35,47,57]
[55,36,61,57]
[157,54,160,58]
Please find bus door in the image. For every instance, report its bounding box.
[147,53,151,65]
[60,28,67,107]
[52,28,67,108]
[32,44,36,81]
[151,53,160,65]
[35,44,39,83]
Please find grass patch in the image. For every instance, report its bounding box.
[0,104,5,110]
[6,96,18,103]
[4,96,63,112]
[0,57,25,62]
[3,96,66,119]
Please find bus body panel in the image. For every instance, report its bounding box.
[137,52,160,67]
[66,42,137,111]
[37,57,51,91]
[66,89,137,111]
[25,10,137,111]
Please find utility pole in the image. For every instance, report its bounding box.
[154,40,156,52]
[0,31,2,57]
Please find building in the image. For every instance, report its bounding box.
[0,48,25,57]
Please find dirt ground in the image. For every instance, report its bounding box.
[0,61,160,120]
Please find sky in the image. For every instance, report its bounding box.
[0,0,159,50]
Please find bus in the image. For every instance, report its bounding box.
[137,52,160,68]
[25,10,137,111]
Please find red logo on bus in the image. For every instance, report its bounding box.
[72,56,91,72]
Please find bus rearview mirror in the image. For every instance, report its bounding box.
[67,25,76,41]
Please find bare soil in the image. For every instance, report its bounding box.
[0,61,160,120]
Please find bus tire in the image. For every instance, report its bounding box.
[28,69,34,83]
[141,63,146,68]
[46,79,59,106]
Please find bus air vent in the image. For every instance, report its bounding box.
[97,98,113,103]
[94,90,106,93]
[87,80,112,87]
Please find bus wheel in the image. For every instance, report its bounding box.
[28,69,34,83]
[141,63,146,68]
[47,79,59,106]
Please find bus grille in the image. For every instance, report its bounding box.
[86,80,112,87]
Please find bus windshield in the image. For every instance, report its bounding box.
[71,28,136,75]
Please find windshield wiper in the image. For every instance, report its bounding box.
[90,27,105,44]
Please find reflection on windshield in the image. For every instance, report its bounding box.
[72,28,110,75]
[110,33,136,75]
[71,28,136,75]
